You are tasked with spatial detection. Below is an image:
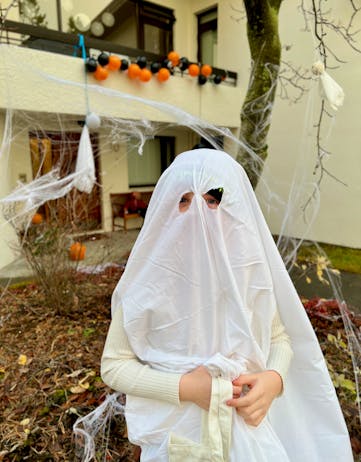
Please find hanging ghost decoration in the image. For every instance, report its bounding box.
[312,61,345,111]
[74,124,96,194]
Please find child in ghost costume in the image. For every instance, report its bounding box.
[101,149,353,461]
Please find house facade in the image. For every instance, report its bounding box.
[0,0,360,270]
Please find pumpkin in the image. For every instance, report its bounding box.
[31,213,43,225]
[69,242,86,261]
[157,68,170,82]
[188,63,200,77]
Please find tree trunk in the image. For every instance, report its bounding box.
[237,0,283,187]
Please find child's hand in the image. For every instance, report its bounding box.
[226,370,283,426]
[179,366,212,410]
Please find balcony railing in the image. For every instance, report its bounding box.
[0,20,238,86]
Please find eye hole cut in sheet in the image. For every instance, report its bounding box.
[179,188,224,212]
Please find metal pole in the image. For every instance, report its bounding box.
[56,0,62,31]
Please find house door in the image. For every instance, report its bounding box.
[29,131,102,231]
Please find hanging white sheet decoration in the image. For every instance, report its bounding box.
[312,61,345,110]
[112,149,353,462]
[74,124,96,194]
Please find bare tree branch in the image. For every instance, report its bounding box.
[299,0,360,217]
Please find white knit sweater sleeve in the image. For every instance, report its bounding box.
[101,306,182,406]
[101,306,293,405]
[266,309,294,388]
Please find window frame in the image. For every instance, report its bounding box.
[197,6,218,64]
[137,0,175,54]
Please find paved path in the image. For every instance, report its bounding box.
[292,267,360,314]
[0,230,140,286]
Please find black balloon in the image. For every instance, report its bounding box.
[120,59,129,71]
[150,62,161,74]
[85,57,97,73]
[213,74,222,84]
[137,56,148,69]
[198,75,207,85]
[162,58,173,69]
[98,52,109,66]
[178,57,189,71]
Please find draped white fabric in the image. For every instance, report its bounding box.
[312,60,345,111]
[74,125,96,194]
[112,149,352,461]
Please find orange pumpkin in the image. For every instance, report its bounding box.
[201,64,212,77]
[69,242,86,261]
[127,63,141,79]
[167,51,180,66]
[188,63,200,77]
[157,68,170,82]
[31,213,43,225]
[94,65,109,81]
[139,68,152,82]
[107,55,121,71]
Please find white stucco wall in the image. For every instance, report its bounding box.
[0,44,240,127]
[0,113,20,268]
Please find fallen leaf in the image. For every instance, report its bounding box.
[17,354,27,366]
[66,369,85,378]
[70,385,87,394]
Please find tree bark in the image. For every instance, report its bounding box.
[237,0,283,187]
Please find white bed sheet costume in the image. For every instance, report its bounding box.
[110,149,353,461]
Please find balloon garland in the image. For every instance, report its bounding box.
[85,50,227,85]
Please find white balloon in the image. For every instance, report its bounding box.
[101,12,115,28]
[86,112,101,130]
[73,13,91,32]
[90,21,105,37]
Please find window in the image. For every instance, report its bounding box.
[128,136,175,187]
[139,1,174,54]
[100,0,175,55]
[197,7,218,65]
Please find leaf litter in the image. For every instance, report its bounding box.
[0,268,360,461]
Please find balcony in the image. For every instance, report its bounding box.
[1,25,240,128]
[1,18,237,83]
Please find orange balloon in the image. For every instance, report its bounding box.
[94,65,109,81]
[157,67,170,82]
[128,63,141,79]
[201,64,212,77]
[139,68,152,82]
[188,63,200,77]
[167,51,180,66]
[107,55,121,71]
